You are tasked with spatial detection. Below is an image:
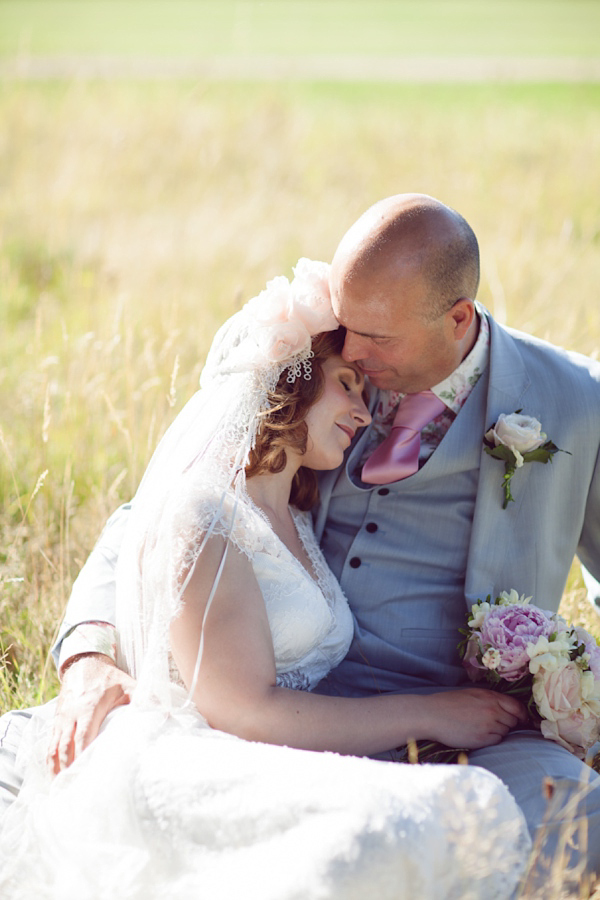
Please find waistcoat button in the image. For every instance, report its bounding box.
[365,522,378,533]
[378,488,390,496]
[349,557,361,569]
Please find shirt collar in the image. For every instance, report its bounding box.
[429,301,490,415]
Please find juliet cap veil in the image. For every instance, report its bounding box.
[115,259,337,705]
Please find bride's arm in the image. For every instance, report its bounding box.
[170,540,527,756]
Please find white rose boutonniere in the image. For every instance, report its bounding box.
[484,411,569,509]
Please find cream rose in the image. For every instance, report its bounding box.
[532,662,600,724]
[541,711,600,757]
[485,413,546,467]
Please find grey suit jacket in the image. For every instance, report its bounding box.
[316,317,600,609]
[466,318,600,606]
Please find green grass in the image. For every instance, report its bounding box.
[1,0,600,60]
[2,77,600,716]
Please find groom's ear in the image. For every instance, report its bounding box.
[448,298,476,341]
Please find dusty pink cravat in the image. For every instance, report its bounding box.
[361,390,447,485]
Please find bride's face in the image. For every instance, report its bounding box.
[301,355,371,471]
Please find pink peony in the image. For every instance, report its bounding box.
[479,604,555,682]
[290,258,338,335]
[252,320,311,364]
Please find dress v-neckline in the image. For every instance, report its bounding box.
[247,495,323,593]
[285,507,323,591]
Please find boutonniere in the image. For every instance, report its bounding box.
[484,412,569,509]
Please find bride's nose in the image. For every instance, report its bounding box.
[353,397,371,427]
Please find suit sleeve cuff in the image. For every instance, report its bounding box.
[58,622,118,676]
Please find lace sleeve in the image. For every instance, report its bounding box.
[169,483,272,596]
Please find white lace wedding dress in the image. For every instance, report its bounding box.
[0,502,530,899]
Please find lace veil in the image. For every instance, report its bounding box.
[114,259,338,706]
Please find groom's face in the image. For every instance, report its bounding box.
[331,264,463,394]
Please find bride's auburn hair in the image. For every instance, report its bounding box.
[245,328,347,511]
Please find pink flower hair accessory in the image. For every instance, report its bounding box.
[202,258,338,388]
[243,258,338,380]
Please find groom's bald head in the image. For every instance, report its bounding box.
[329,194,481,393]
[331,194,480,322]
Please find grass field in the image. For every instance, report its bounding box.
[1,0,600,61]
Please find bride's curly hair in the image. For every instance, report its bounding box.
[245,327,347,510]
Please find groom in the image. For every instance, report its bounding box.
[3,194,600,880]
[317,198,600,885]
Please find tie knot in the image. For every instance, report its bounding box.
[392,390,447,432]
[361,390,446,484]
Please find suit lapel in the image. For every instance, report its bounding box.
[464,319,538,607]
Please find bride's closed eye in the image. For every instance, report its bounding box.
[338,367,364,392]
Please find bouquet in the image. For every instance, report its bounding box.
[460,590,600,758]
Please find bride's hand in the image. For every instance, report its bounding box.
[47,654,136,774]
[425,688,529,749]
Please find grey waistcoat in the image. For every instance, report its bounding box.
[315,372,489,697]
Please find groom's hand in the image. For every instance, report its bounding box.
[47,653,136,774]
[427,688,528,750]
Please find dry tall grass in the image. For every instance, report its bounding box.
[1,79,600,718]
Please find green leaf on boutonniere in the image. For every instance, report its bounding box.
[522,440,570,464]
[484,443,518,465]
[484,431,570,509]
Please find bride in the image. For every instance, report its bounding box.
[0,260,531,899]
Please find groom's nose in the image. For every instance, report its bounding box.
[342,330,369,363]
